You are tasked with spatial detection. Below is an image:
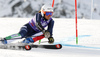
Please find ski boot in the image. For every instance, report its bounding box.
[48,37,54,44]
[0,38,7,44]
[22,37,34,44]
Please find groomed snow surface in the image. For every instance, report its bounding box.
[0,18,100,57]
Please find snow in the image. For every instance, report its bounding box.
[0,18,100,57]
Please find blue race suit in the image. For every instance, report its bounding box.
[19,13,54,38]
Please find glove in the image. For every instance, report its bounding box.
[48,37,54,44]
[42,30,50,38]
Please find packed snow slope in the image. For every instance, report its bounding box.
[0,18,100,57]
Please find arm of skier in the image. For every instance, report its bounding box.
[47,19,54,43]
[35,13,51,38]
[47,19,54,37]
[35,13,44,31]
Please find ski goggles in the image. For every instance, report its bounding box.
[45,12,53,16]
[42,9,53,16]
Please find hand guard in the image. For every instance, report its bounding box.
[42,30,50,38]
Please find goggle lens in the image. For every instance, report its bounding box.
[45,12,53,16]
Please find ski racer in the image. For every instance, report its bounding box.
[0,4,54,44]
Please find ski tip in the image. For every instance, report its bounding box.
[55,44,62,49]
[24,45,31,50]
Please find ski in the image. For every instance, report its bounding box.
[0,43,62,50]
[24,44,62,50]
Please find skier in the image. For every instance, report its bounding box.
[0,4,54,44]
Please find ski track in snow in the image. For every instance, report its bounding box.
[0,18,100,57]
